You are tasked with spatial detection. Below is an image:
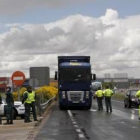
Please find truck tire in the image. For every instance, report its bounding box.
[59,103,64,110]
[86,104,91,110]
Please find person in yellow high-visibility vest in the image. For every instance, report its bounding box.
[22,87,32,123]
[103,86,114,113]
[95,87,104,110]
[136,90,140,120]
[27,86,38,121]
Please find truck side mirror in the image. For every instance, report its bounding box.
[54,71,58,80]
[92,74,96,80]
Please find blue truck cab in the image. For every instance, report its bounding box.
[57,56,96,110]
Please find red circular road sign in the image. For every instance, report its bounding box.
[11,71,26,86]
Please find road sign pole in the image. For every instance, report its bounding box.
[17,86,20,101]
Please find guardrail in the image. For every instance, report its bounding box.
[37,96,56,116]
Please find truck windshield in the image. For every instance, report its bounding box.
[60,68,91,82]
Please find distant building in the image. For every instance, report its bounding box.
[30,67,50,87]
[0,77,10,92]
[96,73,134,89]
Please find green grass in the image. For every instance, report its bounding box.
[112,93,125,101]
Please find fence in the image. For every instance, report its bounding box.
[36,96,56,116]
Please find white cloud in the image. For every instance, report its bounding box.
[0,9,140,78]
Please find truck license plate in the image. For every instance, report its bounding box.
[72,101,79,103]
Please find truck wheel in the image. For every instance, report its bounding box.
[59,103,64,110]
[59,106,64,110]
[86,104,91,110]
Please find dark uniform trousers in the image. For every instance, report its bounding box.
[31,101,37,121]
[97,97,103,110]
[24,103,31,122]
[105,97,112,112]
[6,103,13,123]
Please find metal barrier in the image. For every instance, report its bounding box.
[37,96,56,116]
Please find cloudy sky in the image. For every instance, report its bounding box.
[0,0,140,79]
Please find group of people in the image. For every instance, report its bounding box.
[0,85,38,125]
[94,86,114,113]
[95,86,140,120]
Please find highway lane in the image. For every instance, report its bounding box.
[35,103,79,140]
[35,100,140,140]
[112,99,139,116]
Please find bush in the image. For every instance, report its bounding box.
[12,86,58,101]
[35,86,58,101]
[12,87,26,101]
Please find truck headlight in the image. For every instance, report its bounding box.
[131,99,135,101]
[62,91,66,99]
[86,91,89,98]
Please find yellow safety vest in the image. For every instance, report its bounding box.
[95,90,103,97]
[104,89,113,97]
[25,91,35,103]
[136,90,140,99]
[30,91,35,102]
[25,92,32,104]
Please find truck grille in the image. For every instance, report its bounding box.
[67,91,84,102]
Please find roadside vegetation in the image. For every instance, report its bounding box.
[12,86,58,102]
[112,92,125,101]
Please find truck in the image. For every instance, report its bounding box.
[55,56,96,110]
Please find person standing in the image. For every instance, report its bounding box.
[104,86,114,113]
[0,93,2,124]
[4,86,14,125]
[136,90,140,120]
[95,87,104,110]
[22,87,32,123]
[28,86,38,121]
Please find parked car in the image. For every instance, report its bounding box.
[0,98,25,119]
[124,89,139,108]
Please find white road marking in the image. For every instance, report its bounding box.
[67,110,87,140]
[78,134,85,138]
[68,110,73,117]
[74,125,78,128]
[72,121,77,124]
[76,129,81,133]
[89,109,97,112]
[132,126,137,129]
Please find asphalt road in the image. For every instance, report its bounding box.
[35,99,140,140]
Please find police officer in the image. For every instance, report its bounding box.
[0,93,2,124]
[95,87,104,110]
[104,86,114,113]
[22,86,32,123]
[28,86,38,121]
[4,86,14,125]
[136,90,140,120]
